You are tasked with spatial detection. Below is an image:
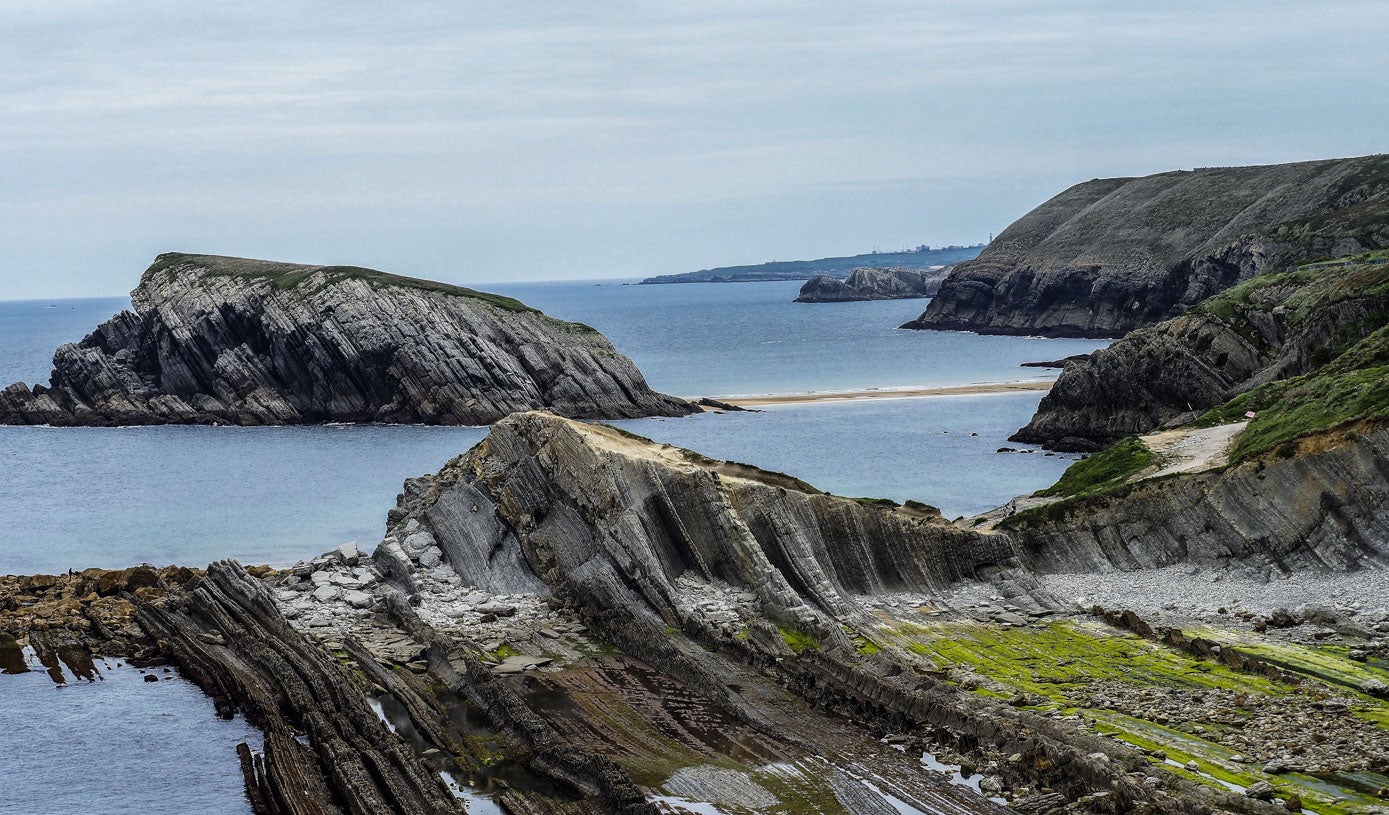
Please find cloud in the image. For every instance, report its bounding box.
[1,1,1387,297]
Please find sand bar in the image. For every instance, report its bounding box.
[716,380,1053,407]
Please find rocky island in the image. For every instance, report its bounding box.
[793,266,951,303]
[0,253,695,426]
[903,154,1389,338]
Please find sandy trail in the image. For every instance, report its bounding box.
[717,380,1052,407]
[1142,421,1248,478]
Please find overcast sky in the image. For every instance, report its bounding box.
[2,1,1387,299]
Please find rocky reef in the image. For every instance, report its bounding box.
[1013,253,1389,450]
[794,266,950,303]
[0,253,694,426]
[6,413,1389,814]
[904,154,1389,338]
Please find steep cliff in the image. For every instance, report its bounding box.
[793,266,949,303]
[0,253,694,426]
[903,154,1389,337]
[1013,254,1389,450]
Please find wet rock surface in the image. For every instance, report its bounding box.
[0,252,694,426]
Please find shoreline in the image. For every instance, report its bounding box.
[713,380,1053,407]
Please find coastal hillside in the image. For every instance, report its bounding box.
[641,244,982,284]
[0,252,694,426]
[903,154,1389,338]
[1013,251,1389,450]
[793,265,951,302]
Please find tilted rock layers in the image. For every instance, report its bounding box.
[1013,261,1389,450]
[382,412,1032,644]
[0,253,694,426]
[905,154,1389,337]
[1007,426,1389,575]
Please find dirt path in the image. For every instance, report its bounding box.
[1142,421,1247,478]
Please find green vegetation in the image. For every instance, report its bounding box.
[143,252,543,314]
[1036,436,1159,498]
[883,618,1389,813]
[485,644,520,661]
[850,496,899,509]
[778,627,820,654]
[1199,323,1389,461]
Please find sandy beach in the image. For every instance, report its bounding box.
[715,380,1053,407]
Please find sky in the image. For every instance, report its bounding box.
[2,1,1387,299]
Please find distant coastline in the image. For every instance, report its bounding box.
[641,244,984,284]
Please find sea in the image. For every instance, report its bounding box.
[0,279,1105,814]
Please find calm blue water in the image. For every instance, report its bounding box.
[0,285,1104,575]
[0,653,261,815]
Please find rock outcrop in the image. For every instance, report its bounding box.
[0,253,694,426]
[1012,255,1389,450]
[1003,425,1389,575]
[794,266,950,302]
[903,154,1389,337]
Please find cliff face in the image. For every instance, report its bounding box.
[1003,425,1389,575]
[1012,256,1389,450]
[793,266,948,303]
[392,412,1033,641]
[903,154,1389,338]
[0,253,694,426]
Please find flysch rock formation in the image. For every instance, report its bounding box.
[0,252,695,426]
[794,266,951,303]
[1012,253,1389,450]
[1003,424,1389,575]
[903,153,1389,338]
[6,413,1388,814]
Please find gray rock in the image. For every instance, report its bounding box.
[402,531,435,557]
[1360,678,1389,698]
[794,267,949,303]
[0,253,695,426]
[418,546,443,569]
[342,590,374,610]
[476,601,517,618]
[1244,781,1275,800]
[311,584,341,603]
[337,541,360,566]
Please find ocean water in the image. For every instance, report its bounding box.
[0,284,1104,574]
[0,654,261,815]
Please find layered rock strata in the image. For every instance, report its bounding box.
[904,154,1389,337]
[0,253,694,426]
[1004,425,1389,575]
[1012,257,1389,450]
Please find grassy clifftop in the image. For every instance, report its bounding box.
[142,252,540,314]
